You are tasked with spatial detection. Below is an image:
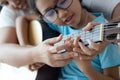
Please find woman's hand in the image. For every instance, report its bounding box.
[32,35,78,67]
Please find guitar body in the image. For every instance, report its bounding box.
[29,20,43,45]
[29,20,60,80]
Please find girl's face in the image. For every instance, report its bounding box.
[36,0,82,29]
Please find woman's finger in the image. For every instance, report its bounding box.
[52,52,78,61]
[44,34,63,45]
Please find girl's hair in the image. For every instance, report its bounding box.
[79,0,82,3]
[0,0,9,6]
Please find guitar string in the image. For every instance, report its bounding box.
[61,24,118,43]
[65,26,119,43]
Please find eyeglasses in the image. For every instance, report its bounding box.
[42,0,73,23]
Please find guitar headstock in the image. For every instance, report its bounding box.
[103,21,120,44]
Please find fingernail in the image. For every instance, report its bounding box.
[74,53,78,57]
[87,39,91,43]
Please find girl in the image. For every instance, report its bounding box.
[33,0,120,80]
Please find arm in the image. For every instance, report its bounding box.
[0,6,77,68]
[16,13,40,45]
[77,62,119,80]
[82,0,120,20]
[72,33,119,80]
[16,15,29,45]
[0,27,35,67]
[73,42,119,80]
[0,32,77,67]
[16,14,44,70]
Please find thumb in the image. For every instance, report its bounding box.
[44,34,63,45]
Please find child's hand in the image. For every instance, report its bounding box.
[73,40,108,60]
[73,46,91,72]
[82,22,100,31]
[74,22,108,60]
[64,37,74,51]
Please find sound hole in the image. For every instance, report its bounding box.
[106,33,117,40]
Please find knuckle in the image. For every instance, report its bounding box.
[88,22,94,26]
[88,52,93,56]
[60,54,66,59]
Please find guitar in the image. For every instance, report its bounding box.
[29,18,120,46]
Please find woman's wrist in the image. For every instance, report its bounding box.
[30,45,43,64]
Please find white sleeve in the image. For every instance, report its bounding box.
[82,0,120,20]
[0,6,17,28]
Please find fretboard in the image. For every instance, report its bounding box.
[55,22,120,47]
[55,24,104,46]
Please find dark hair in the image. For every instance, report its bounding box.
[80,0,82,3]
[0,0,9,6]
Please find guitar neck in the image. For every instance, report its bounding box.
[55,22,120,46]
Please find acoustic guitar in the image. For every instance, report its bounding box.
[29,19,120,46]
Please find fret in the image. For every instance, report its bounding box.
[54,24,104,47]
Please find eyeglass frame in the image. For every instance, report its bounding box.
[41,0,73,23]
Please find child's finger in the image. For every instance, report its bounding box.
[73,47,84,55]
[82,22,100,31]
[78,42,93,56]
[87,39,99,51]
[73,36,80,47]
